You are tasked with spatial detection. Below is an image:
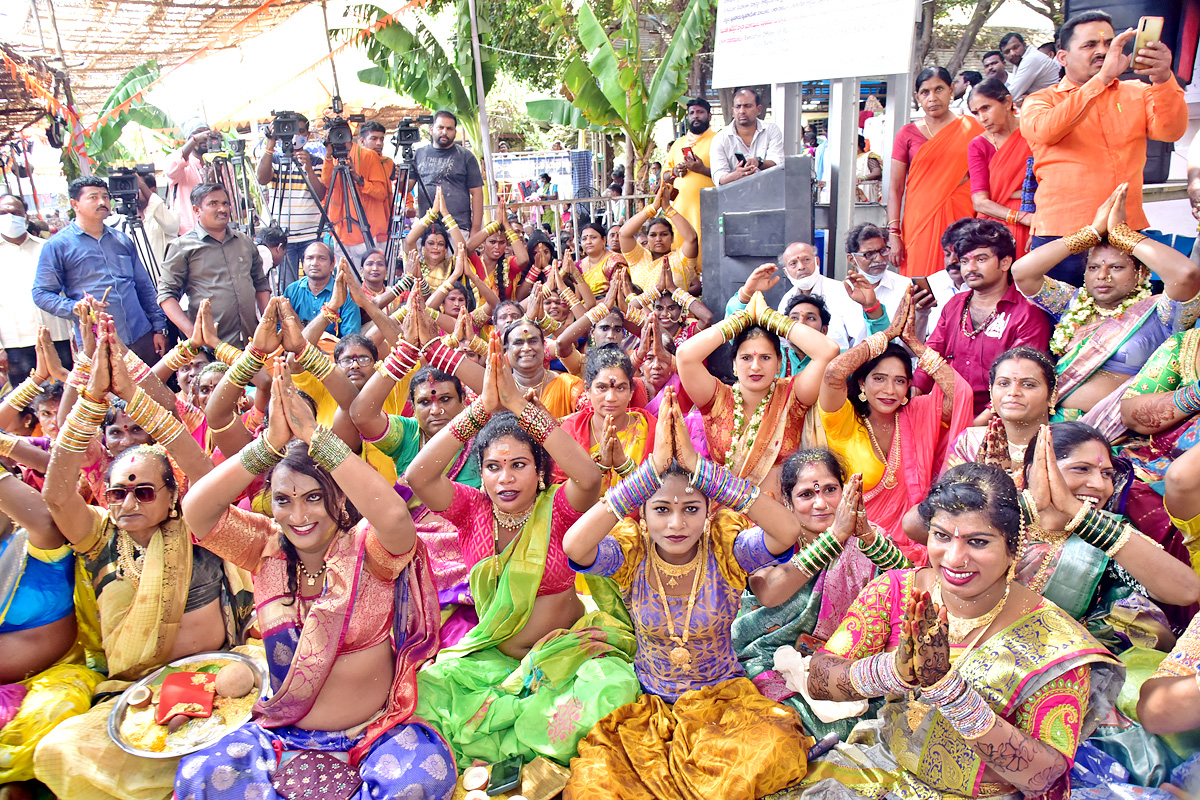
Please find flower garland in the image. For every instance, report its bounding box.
[725,380,775,467]
[1049,280,1152,356]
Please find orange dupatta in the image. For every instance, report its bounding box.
[901,115,983,277]
[980,129,1033,255]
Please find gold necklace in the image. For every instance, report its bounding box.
[115,530,146,588]
[494,506,534,531]
[648,532,707,667]
[652,542,703,588]
[297,560,327,588]
[863,418,900,490]
[933,576,1010,645]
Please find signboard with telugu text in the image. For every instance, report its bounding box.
[711,0,920,87]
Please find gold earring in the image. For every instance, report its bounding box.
[858,391,867,402]
[538,475,546,491]
[901,397,909,405]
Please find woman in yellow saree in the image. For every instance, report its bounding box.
[800,459,1122,800]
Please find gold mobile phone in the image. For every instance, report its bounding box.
[1132,16,1165,68]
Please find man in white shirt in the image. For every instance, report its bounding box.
[137,173,179,279]
[710,88,785,186]
[0,194,74,384]
[949,70,982,114]
[775,242,883,350]
[1000,32,1062,105]
[844,222,913,324]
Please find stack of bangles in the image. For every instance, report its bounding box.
[860,530,910,570]
[299,342,335,381]
[715,310,752,344]
[1172,381,1200,415]
[229,346,267,388]
[536,314,562,335]
[378,341,421,382]
[517,402,557,444]
[483,220,502,237]
[525,263,543,284]
[309,425,353,472]
[241,435,285,475]
[642,202,659,217]
[423,338,463,375]
[865,332,889,359]
[849,651,915,698]
[420,209,440,228]
[444,216,459,232]
[916,348,947,376]
[758,306,796,339]
[595,452,636,479]
[5,377,44,412]
[1062,225,1102,255]
[791,529,843,575]
[1005,209,1019,226]
[449,399,491,443]
[416,273,432,300]
[920,671,997,740]
[561,288,581,309]
[664,206,678,219]
[1069,504,1135,557]
[162,341,200,372]
[215,342,243,366]
[391,274,415,298]
[124,351,152,384]
[505,229,520,244]
[584,304,611,327]
[640,287,663,304]
[605,460,661,518]
[59,394,110,453]
[690,457,759,513]
[0,432,17,460]
[1108,222,1148,255]
[671,288,698,314]
[125,388,187,446]
[67,352,92,390]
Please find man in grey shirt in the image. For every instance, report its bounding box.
[1001,32,1062,105]
[414,110,484,237]
[157,183,271,348]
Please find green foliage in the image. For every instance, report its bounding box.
[530,0,715,186]
[349,2,494,155]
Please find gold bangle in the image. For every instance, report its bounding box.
[1109,223,1147,255]
[1062,225,1102,255]
[208,415,239,435]
[1106,525,1134,558]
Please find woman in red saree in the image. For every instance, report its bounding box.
[887,67,984,278]
[967,78,1033,256]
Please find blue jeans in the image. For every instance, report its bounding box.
[1031,234,1087,288]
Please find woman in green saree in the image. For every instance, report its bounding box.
[799,456,1122,800]
[731,448,909,741]
[403,335,640,768]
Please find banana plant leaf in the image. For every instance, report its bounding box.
[88,61,175,157]
[645,0,715,121]
[525,98,610,132]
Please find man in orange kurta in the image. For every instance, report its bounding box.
[1021,10,1187,286]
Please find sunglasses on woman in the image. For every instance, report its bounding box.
[105,483,164,505]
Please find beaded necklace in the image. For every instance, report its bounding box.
[959,295,998,340]
[1049,281,1151,356]
[863,417,900,492]
[725,381,775,467]
[115,530,147,588]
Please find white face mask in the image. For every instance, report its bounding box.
[292,135,308,149]
[860,268,886,285]
[0,213,27,239]
[788,271,821,293]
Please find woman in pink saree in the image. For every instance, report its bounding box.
[818,291,974,564]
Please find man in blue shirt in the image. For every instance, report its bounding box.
[282,241,360,336]
[34,177,168,363]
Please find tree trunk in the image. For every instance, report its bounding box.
[913,0,936,71]
[947,0,1004,75]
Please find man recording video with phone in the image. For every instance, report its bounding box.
[164,117,220,235]
[258,113,326,285]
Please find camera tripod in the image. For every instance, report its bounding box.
[203,143,258,234]
[315,155,373,281]
[384,125,435,281]
[112,199,163,290]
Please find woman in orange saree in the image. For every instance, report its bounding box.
[887,67,984,278]
[967,78,1034,256]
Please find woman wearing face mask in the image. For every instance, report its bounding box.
[403,336,639,768]
[558,345,655,492]
[1012,186,1200,438]
[944,346,1054,485]
[819,291,975,564]
[33,321,254,800]
[174,365,456,800]
[563,389,811,799]
[967,78,1033,255]
[801,462,1122,800]
[887,66,984,276]
[678,291,840,499]
[732,449,907,742]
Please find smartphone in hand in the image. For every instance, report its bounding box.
[1132,16,1164,67]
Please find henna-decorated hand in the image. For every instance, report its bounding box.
[410,289,439,348]
[831,473,862,544]
[905,589,951,687]
[884,287,912,340]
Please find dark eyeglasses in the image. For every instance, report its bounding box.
[105,483,163,505]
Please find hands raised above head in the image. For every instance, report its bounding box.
[649,385,697,476]
[480,333,524,415]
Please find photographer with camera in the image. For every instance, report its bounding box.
[164,117,219,235]
[320,119,390,264]
[157,183,271,349]
[34,177,168,362]
[414,110,483,238]
[135,170,179,269]
[257,112,325,286]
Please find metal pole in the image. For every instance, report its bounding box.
[827,77,859,279]
[466,0,496,205]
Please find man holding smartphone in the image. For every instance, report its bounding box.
[710,88,784,187]
[665,98,717,245]
[1021,10,1185,286]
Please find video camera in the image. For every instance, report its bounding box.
[320,95,364,161]
[108,164,155,216]
[269,110,305,154]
